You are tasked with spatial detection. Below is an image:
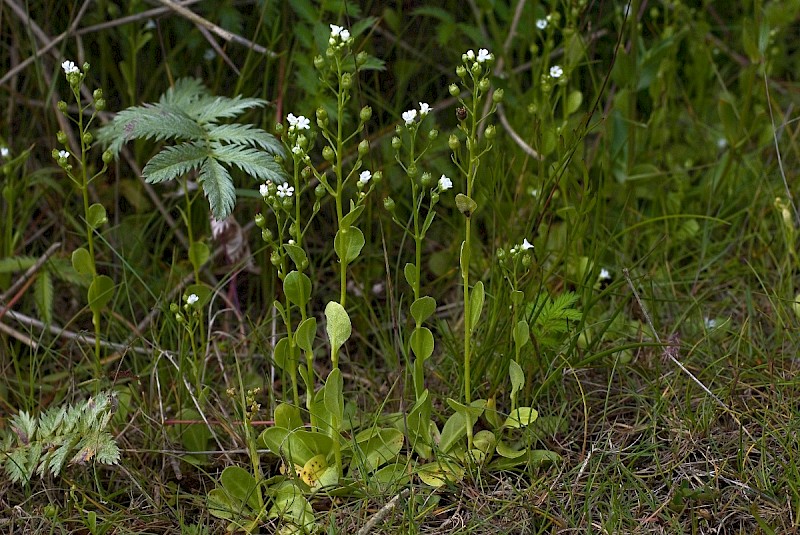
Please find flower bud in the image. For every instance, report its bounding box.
[360,105,372,123]
[51,148,59,160]
[57,131,68,145]
[93,88,103,100]
[356,51,368,67]
[315,183,326,198]
[274,123,284,134]
[522,254,532,267]
[485,124,496,140]
[301,166,311,179]
[255,213,266,228]
[316,107,328,125]
[429,129,439,140]
[471,62,482,75]
[383,197,396,212]
[326,46,336,58]
[296,134,308,150]
[82,132,93,145]
[270,251,281,267]
[448,134,460,151]
[479,78,490,92]
[449,83,461,97]
[82,62,90,72]
[492,88,504,103]
[373,170,382,183]
[430,192,439,204]
[175,314,184,324]
[102,150,113,164]
[322,145,335,162]
[282,197,292,210]
[262,228,273,241]
[314,55,326,70]
[407,164,419,179]
[341,72,352,89]
[456,107,468,121]
[94,98,105,111]
[392,136,402,150]
[169,303,179,313]
[456,65,467,78]
[358,139,369,157]
[57,101,68,113]
[421,172,433,187]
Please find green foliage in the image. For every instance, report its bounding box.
[528,290,582,352]
[2,392,120,484]
[96,78,285,219]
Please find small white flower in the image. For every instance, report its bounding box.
[187,293,199,305]
[598,268,611,281]
[550,65,563,78]
[438,175,453,191]
[259,183,270,197]
[288,239,295,245]
[466,49,475,60]
[144,19,156,30]
[0,147,9,158]
[704,317,717,329]
[522,238,534,250]
[340,29,350,41]
[419,102,431,116]
[277,182,294,198]
[287,113,310,131]
[359,170,372,184]
[330,24,343,37]
[58,150,70,159]
[61,60,79,75]
[203,49,216,62]
[536,19,548,30]
[291,145,302,155]
[477,49,491,63]
[717,137,727,149]
[402,109,417,125]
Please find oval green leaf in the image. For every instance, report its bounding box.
[295,317,317,353]
[273,336,290,370]
[188,242,210,271]
[410,296,436,325]
[87,203,107,229]
[410,327,434,362]
[87,275,114,314]
[334,226,365,264]
[283,270,311,307]
[71,247,93,276]
[325,301,351,359]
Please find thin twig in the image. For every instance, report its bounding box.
[356,488,411,535]
[622,268,754,442]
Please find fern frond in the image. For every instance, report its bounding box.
[212,145,285,183]
[142,142,209,184]
[208,123,284,153]
[198,158,236,219]
[160,77,207,107]
[190,95,267,124]
[97,104,207,156]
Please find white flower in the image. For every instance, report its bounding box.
[477,49,491,63]
[203,49,216,62]
[0,147,8,158]
[598,268,611,281]
[466,49,475,60]
[419,102,431,116]
[340,29,350,41]
[521,238,534,250]
[288,239,295,245]
[187,293,199,305]
[536,19,548,30]
[550,65,563,78]
[144,19,156,30]
[277,182,294,198]
[359,170,372,184]
[58,150,70,159]
[259,183,270,197]
[330,24,343,37]
[704,317,717,329]
[402,109,417,125]
[61,60,79,75]
[438,175,453,191]
[287,113,310,131]
[291,145,302,155]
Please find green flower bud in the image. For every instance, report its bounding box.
[529,43,539,56]
[479,78,490,92]
[383,196,396,211]
[471,62,482,75]
[448,134,460,151]
[430,192,439,204]
[95,98,106,111]
[301,166,311,179]
[429,129,439,140]
[82,132,93,145]
[494,89,505,104]
[51,148,59,160]
[322,146,335,162]
[360,105,372,122]
[175,314,184,323]
[421,172,433,187]
[314,55,326,70]
[341,72,352,89]
[82,62,90,72]
[170,303,179,313]
[391,136,402,150]
[316,107,328,125]
[358,139,369,157]
[373,171,383,183]
[456,65,467,78]
[262,228,273,241]
[407,164,419,179]
[326,47,336,59]
[296,134,308,149]
[57,101,68,113]
[485,124,496,140]
[356,51,368,67]
[102,150,113,164]
[282,197,292,210]
[274,123,284,134]
[315,183,326,198]
[496,249,506,260]
[522,254,532,267]
[93,88,103,100]
[449,83,461,97]
[255,213,266,228]
[57,131,68,145]
[270,251,281,266]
